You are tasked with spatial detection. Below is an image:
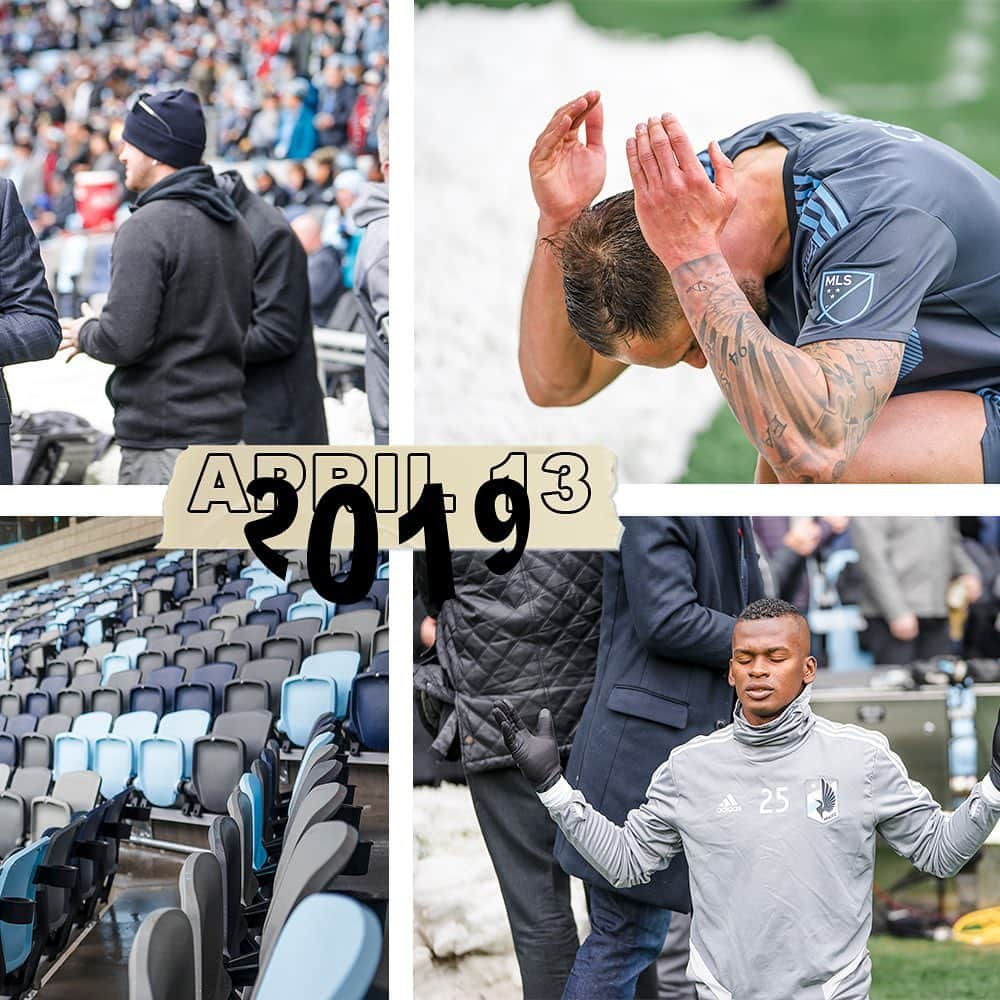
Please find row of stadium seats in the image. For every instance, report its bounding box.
[0,548,389,758]
[0,775,140,997]
[130,720,383,1000]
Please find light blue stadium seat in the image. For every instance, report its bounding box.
[277,681,336,748]
[287,602,329,628]
[135,709,211,807]
[53,711,113,778]
[252,894,382,1000]
[376,562,389,580]
[114,636,148,668]
[94,711,158,798]
[100,653,131,685]
[83,619,105,649]
[247,584,280,607]
[301,652,360,718]
[239,772,267,871]
[0,836,49,975]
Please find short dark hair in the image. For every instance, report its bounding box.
[553,191,683,358]
[738,597,807,624]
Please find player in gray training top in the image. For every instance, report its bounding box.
[494,598,1000,1000]
[519,94,1000,484]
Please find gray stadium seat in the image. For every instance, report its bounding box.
[128,907,196,1000]
[179,851,231,1000]
[208,816,247,961]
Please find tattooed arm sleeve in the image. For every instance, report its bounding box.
[673,254,904,483]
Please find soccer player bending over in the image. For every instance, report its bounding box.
[495,598,1000,999]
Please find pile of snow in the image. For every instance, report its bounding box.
[415,2,829,482]
[414,781,588,1000]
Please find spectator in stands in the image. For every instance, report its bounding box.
[348,70,382,155]
[0,177,62,483]
[851,517,983,664]
[353,116,389,445]
[58,89,254,485]
[285,161,314,208]
[291,213,344,328]
[556,517,763,1000]
[415,549,604,1000]
[218,169,328,446]
[254,167,290,209]
[246,93,281,159]
[314,57,356,149]
[273,81,317,161]
[305,149,337,206]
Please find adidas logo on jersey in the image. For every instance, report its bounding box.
[715,794,741,815]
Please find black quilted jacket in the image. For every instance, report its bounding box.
[435,550,603,773]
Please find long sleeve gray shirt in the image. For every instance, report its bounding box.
[541,686,1000,999]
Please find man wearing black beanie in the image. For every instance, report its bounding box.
[59,89,255,484]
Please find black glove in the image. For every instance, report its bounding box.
[990,707,1000,789]
[493,699,562,792]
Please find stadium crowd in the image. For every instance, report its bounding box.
[0,0,388,328]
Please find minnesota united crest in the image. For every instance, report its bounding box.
[805,778,839,824]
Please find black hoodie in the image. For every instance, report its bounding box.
[79,165,255,449]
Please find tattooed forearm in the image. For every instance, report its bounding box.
[672,253,904,483]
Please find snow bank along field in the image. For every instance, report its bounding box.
[414,2,827,483]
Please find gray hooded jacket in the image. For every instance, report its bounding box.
[541,686,1000,999]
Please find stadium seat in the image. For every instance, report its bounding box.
[260,636,303,673]
[326,611,381,663]
[0,837,50,980]
[130,666,186,716]
[250,894,381,1000]
[278,653,360,747]
[214,642,252,673]
[175,646,208,673]
[135,710,211,807]
[349,673,388,752]
[53,711,113,777]
[208,816,246,961]
[312,630,362,657]
[128,907,196,1000]
[0,735,16,770]
[20,714,72,768]
[24,676,68,717]
[175,663,238,717]
[94,711,158,797]
[259,594,296,622]
[57,674,103,718]
[30,769,101,841]
[6,714,37,744]
[136,651,169,678]
[92,669,142,717]
[247,585,280,607]
[243,609,277,636]
[184,711,273,817]
[179,851,231,1000]
[224,659,291,717]
[0,768,51,856]
[228,625,273,656]
[287,602,328,629]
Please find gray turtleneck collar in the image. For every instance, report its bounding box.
[732,683,815,760]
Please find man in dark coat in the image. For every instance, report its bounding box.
[556,517,764,999]
[0,178,61,484]
[59,89,254,484]
[218,171,328,445]
[415,550,603,1000]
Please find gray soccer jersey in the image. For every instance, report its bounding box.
[540,687,1000,999]
[701,112,1000,396]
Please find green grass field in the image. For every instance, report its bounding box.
[428,0,1000,480]
[870,937,1000,999]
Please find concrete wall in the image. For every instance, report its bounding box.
[0,517,162,587]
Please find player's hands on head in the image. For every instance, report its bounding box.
[530,91,606,230]
[493,699,562,792]
[625,113,737,272]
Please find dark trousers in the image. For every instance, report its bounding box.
[466,766,580,1000]
[861,616,952,665]
[563,885,671,1000]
